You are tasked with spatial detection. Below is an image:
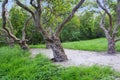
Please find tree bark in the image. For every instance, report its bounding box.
[45,41,51,49]
[19,40,29,50]
[6,37,14,47]
[48,35,68,62]
[107,39,116,54]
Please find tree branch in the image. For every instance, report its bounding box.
[55,0,85,37]
[115,37,120,42]
[22,16,32,41]
[96,0,113,32]
[100,13,107,32]
[15,0,35,18]
[100,13,111,39]
[6,18,14,33]
[111,0,120,40]
[30,0,37,9]
[2,0,20,41]
[112,23,120,39]
[0,29,7,37]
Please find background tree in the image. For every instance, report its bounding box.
[2,0,32,50]
[9,6,43,45]
[96,0,120,54]
[60,16,81,42]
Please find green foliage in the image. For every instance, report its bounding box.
[79,12,104,39]
[9,6,43,44]
[0,19,7,46]
[30,38,120,52]
[9,7,28,38]
[62,38,120,51]
[0,47,120,80]
[0,46,60,80]
[60,16,81,42]
[60,12,104,42]
[59,65,119,80]
[42,0,74,30]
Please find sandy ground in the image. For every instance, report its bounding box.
[30,48,120,72]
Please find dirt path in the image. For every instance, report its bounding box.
[30,48,120,71]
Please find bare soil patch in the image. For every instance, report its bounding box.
[30,48,120,71]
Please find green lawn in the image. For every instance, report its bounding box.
[0,46,120,80]
[30,38,120,52]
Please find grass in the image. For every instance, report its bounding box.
[30,38,120,52]
[0,46,59,80]
[29,44,45,48]
[62,38,120,51]
[62,38,108,51]
[0,46,120,80]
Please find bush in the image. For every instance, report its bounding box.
[60,13,104,42]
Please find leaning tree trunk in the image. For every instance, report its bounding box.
[48,35,68,62]
[45,41,51,49]
[19,40,29,50]
[107,39,116,54]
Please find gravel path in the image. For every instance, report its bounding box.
[30,48,120,71]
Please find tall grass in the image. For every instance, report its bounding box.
[0,46,120,80]
[0,47,59,80]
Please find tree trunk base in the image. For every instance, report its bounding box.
[45,41,51,49]
[51,58,67,62]
[107,40,116,54]
[107,49,116,54]
[19,40,29,50]
[48,35,68,62]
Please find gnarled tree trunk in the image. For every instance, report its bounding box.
[107,39,115,54]
[97,0,120,54]
[19,40,29,50]
[45,41,51,49]
[48,35,68,62]
[15,0,85,62]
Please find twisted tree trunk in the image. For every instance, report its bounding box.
[45,41,51,49]
[97,0,120,54]
[107,39,115,54]
[19,40,29,50]
[48,35,68,62]
[15,0,85,62]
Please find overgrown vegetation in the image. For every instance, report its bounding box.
[0,47,60,80]
[0,47,120,80]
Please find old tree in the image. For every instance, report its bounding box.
[97,0,120,54]
[2,0,85,62]
[2,0,32,50]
